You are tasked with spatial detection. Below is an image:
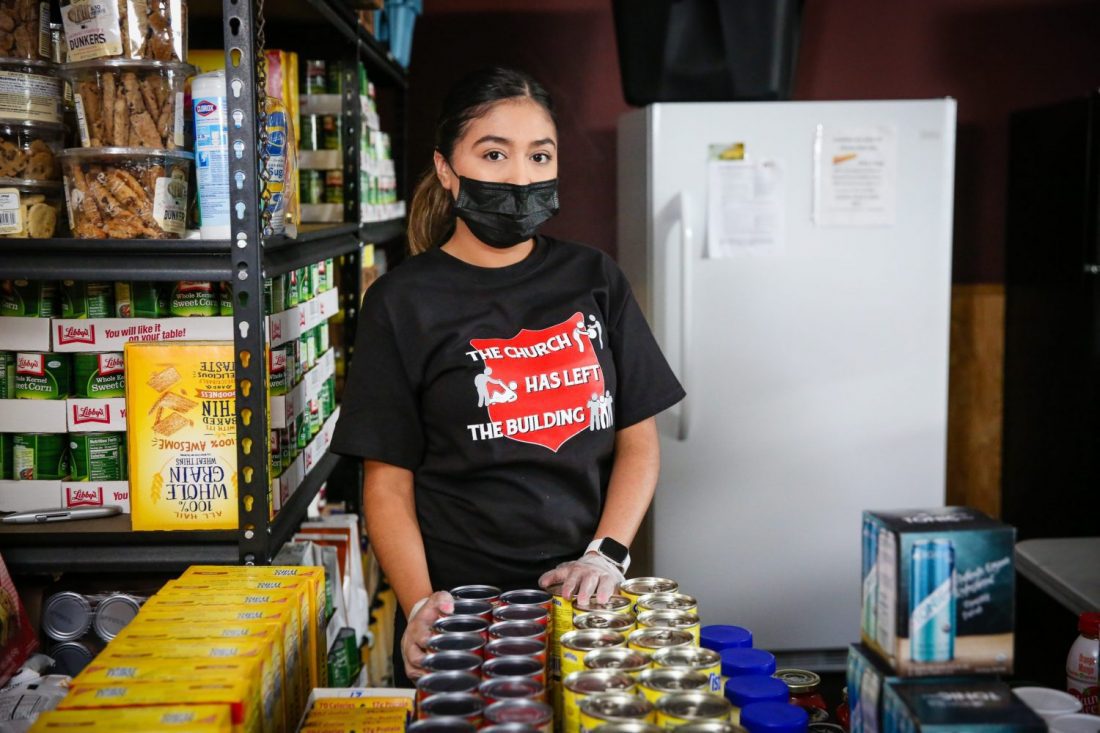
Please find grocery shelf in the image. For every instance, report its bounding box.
[0,221,403,281]
[0,451,344,574]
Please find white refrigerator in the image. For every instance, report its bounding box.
[617,100,956,658]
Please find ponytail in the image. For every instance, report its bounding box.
[407,169,454,256]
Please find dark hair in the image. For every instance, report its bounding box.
[408,66,557,254]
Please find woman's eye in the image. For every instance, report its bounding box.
[484,151,505,161]
[532,153,552,164]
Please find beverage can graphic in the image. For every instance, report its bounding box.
[909,538,955,663]
[862,517,878,644]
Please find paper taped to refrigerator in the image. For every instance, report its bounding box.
[705,150,785,258]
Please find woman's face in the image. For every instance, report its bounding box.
[434,97,558,195]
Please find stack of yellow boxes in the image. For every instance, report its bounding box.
[33,565,327,733]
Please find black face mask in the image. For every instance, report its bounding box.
[452,174,560,249]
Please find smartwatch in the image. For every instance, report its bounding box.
[585,537,631,574]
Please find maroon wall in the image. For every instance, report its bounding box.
[409,0,1100,281]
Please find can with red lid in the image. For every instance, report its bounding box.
[501,589,553,612]
[427,631,486,658]
[486,637,548,666]
[485,699,553,733]
[494,603,550,627]
[452,584,503,606]
[490,620,548,644]
[421,651,483,676]
[416,671,481,704]
[483,655,547,687]
[774,669,828,719]
[432,614,490,639]
[419,692,484,725]
[480,676,546,706]
[453,598,494,621]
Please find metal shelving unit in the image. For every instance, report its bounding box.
[0,0,407,574]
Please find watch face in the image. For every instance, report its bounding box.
[600,538,629,565]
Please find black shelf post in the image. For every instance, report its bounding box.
[223,0,271,565]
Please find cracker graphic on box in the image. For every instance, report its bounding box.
[125,342,238,530]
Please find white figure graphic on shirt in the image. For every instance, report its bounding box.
[601,390,614,428]
[586,315,604,349]
[574,315,605,354]
[588,392,601,430]
[475,367,519,407]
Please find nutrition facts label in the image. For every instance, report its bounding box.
[0,70,62,124]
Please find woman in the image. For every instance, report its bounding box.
[331,66,684,685]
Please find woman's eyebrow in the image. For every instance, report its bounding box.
[530,138,557,148]
[473,134,512,147]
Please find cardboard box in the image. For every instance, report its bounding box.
[0,317,50,351]
[882,678,1045,732]
[125,341,237,531]
[0,481,61,512]
[53,318,233,353]
[29,705,233,732]
[0,399,67,432]
[296,688,414,733]
[862,507,1015,676]
[61,481,131,513]
[59,678,259,733]
[67,398,127,432]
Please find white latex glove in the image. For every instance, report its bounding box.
[539,553,625,607]
[401,590,454,681]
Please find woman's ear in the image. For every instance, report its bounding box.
[434,151,452,190]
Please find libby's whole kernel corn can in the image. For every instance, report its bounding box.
[0,351,14,398]
[269,345,289,396]
[115,282,166,318]
[219,282,233,316]
[69,432,127,481]
[74,352,125,398]
[13,433,69,480]
[61,280,114,319]
[1,279,57,317]
[170,282,219,317]
[0,433,13,479]
[15,352,70,399]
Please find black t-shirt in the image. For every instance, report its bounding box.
[331,235,685,591]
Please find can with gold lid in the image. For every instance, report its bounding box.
[619,578,678,605]
[563,670,635,733]
[584,648,651,677]
[651,646,721,693]
[628,628,694,656]
[561,629,627,680]
[574,611,637,636]
[637,667,711,704]
[655,692,732,729]
[579,693,655,733]
[637,610,700,645]
[586,724,663,733]
[573,595,634,618]
[636,592,698,617]
[674,723,747,733]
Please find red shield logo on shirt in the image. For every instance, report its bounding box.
[469,311,608,452]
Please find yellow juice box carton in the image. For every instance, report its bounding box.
[125,342,238,531]
[145,590,308,701]
[59,679,259,733]
[180,566,328,687]
[96,642,277,733]
[126,608,302,722]
[161,579,321,689]
[111,621,288,728]
[29,705,233,732]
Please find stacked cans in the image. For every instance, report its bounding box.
[414,585,553,733]
[42,590,144,676]
[266,261,338,479]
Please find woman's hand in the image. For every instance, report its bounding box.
[401,590,454,680]
[539,554,625,607]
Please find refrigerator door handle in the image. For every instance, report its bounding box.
[676,190,693,441]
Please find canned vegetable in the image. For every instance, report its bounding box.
[69,431,126,481]
[13,432,69,479]
[579,692,654,733]
[73,352,124,398]
[584,648,651,676]
[655,692,732,729]
[574,611,637,635]
[637,668,710,704]
[43,591,93,641]
[619,578,678,605]
[637,610,700,644]
[627,628,694,656]
[60,280,114,318]
[14,352,70,399]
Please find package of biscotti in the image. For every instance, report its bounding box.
[124,340,237,530]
